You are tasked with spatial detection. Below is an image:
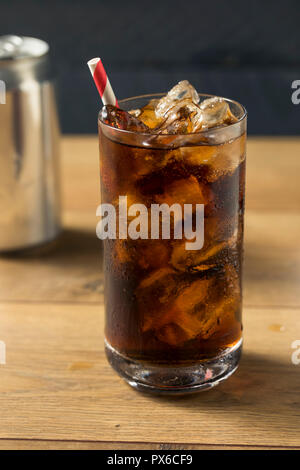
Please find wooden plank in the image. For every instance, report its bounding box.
[61,136,100,213]
[0,213,103,304]
[0,302,299,447]
[245,137,300,212]
[243,211,300,307]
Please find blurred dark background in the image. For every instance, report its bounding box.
[1,0,300,135]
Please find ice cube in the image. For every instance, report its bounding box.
[180,145,217,167]
[199,264,241,339]
[139,273,212,345]
[200,97,238,129]
[204,134,246,182]
[154,277,213,345]
[137,240,171,270]
[113,237,170,272]
[189,105,204,132]
[138,267,175,290]
[180,134,246,182]
[130,147,178,177]
[171,232,237,272]
[200,296,238,340]
[129,109,141,118]
[138,263,240,346]
[157,113,192,135]
[156,99,203,134]
[155,81,199,119]
[169,265,240,343]
[155,175,207,206]
[132,99,162,129]
[155,323,188,347]
[137,268,182,332]
[101,104,151,132]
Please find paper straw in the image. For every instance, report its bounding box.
[87,57,118,107]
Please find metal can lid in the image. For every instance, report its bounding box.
[0,35,49,60]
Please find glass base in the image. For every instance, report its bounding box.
[105,338,242,395]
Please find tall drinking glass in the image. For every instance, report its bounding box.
[98,94,247,394]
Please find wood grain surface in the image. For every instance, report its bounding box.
[0,136,299,450]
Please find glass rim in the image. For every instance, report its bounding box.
[98,92,247,138]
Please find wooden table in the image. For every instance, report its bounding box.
[0,136,299,450]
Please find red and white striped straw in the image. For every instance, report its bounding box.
[87,57,118,107]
